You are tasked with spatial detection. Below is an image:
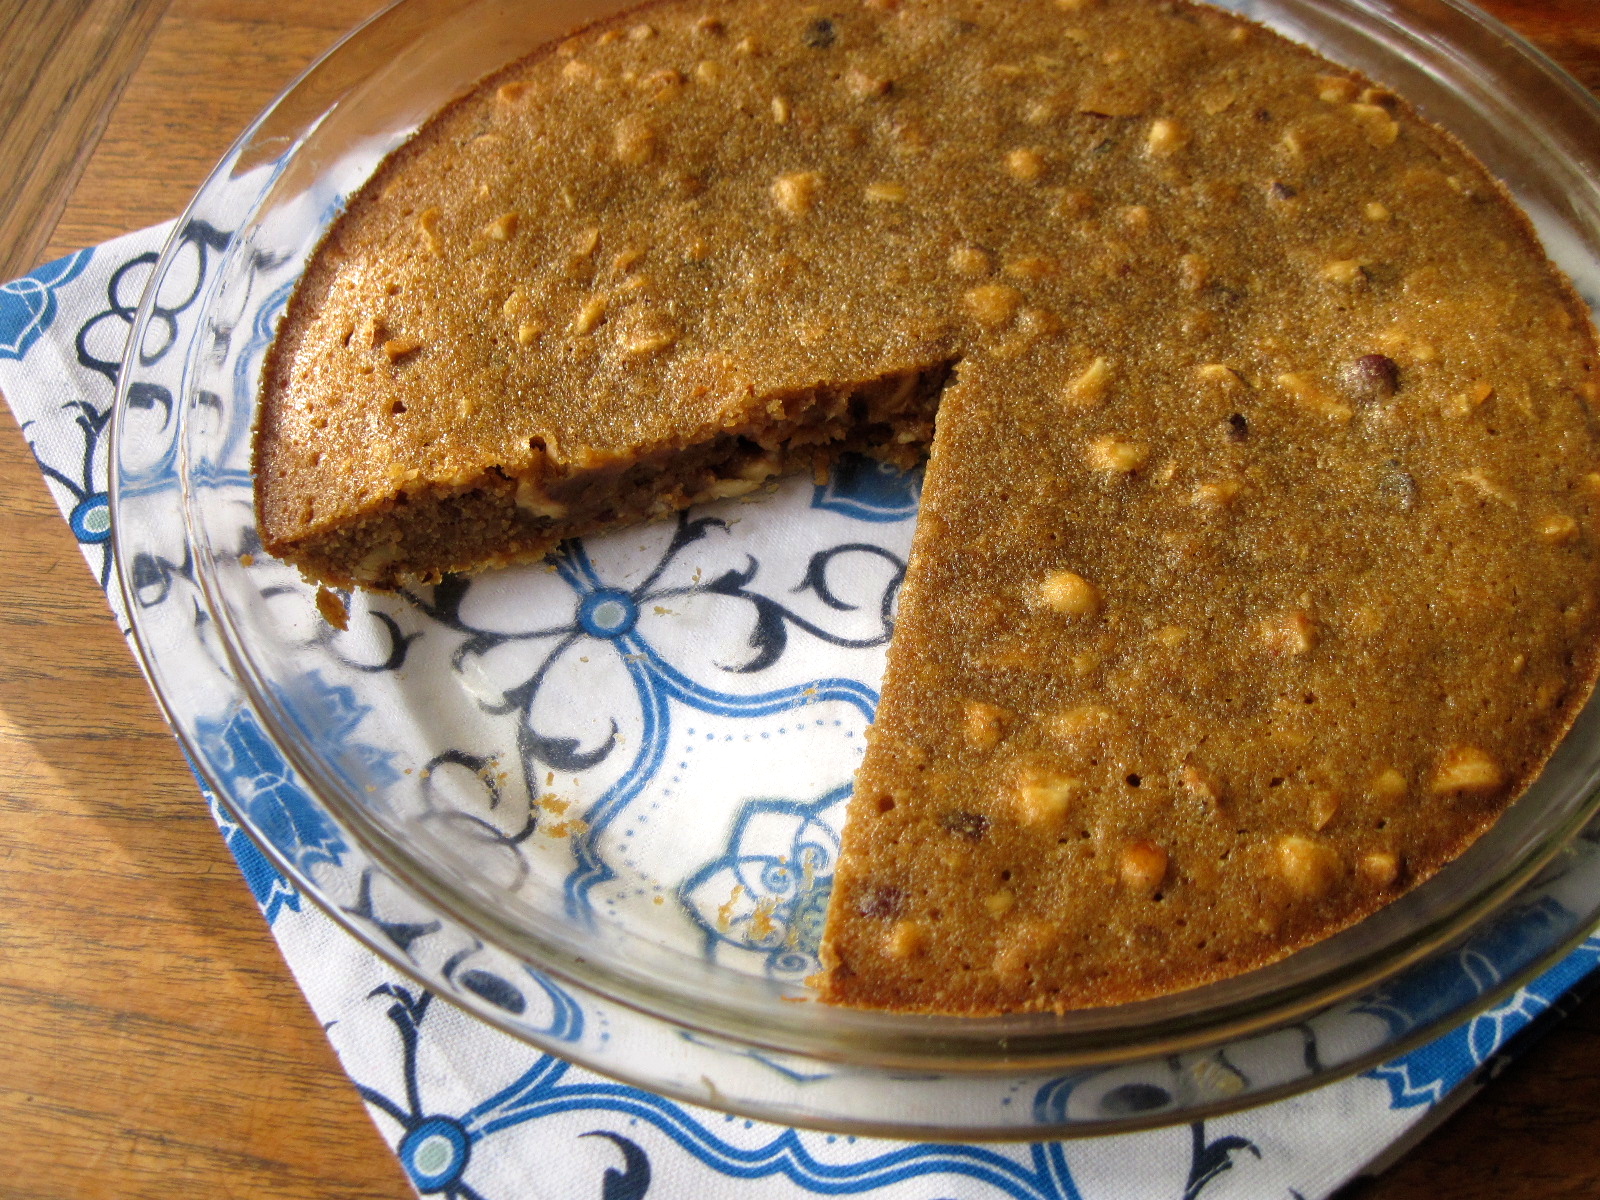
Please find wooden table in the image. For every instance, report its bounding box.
[2,1,1599,1197]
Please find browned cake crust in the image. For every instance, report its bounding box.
[256,0,1600,1013]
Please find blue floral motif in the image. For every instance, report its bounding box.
[410,511,901,919]
[354,978,1093,1200]
[195,702,348,874]
[681,785,847,980]
[29,380,117,586]
[1359,899,1600,1108]
[357,977,586,1199]
[1359,897,1570,1041]
[82,220,235,501]
[192,670,395,878]
[200,772,303,925]
[277,668,402,795]
[810,453,921,522]
[68,492,112,543]
[1032,1065,1266,1194]
[0,249,91,360]
[352,974,1275,1200]
[17,222,235,594]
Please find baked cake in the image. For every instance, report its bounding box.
[255,0,1600,1013]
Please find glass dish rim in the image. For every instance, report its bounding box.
[109,0,1600,1136]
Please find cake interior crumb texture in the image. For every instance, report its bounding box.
[255,0,1600,1014]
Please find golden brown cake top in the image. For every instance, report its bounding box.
[259,0,1397,547]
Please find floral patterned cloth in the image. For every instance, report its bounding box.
[4,221,1599,1200]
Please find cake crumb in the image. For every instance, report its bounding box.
[315,587,349,631]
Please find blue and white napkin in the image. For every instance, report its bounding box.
[5,221,1599,1200]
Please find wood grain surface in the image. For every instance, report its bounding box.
[2,5,404,1197]
[0,0,169,283]
[1,2,1599,1198]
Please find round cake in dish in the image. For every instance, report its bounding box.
[255,0,1600,1013]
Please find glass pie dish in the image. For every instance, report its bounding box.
[111,0,1600,1139]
